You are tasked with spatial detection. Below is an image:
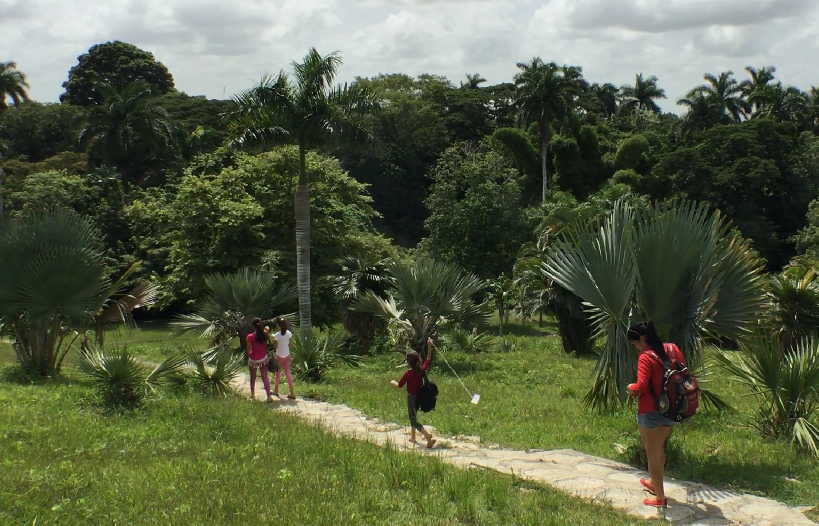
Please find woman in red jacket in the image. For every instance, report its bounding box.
[626,321,685,508]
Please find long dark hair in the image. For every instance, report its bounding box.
[406,351,422,373]
[252,317,267,344]
[627,321,667,361]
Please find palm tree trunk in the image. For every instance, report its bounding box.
[295,145,312,334]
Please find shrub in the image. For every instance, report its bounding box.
[79,345,185,408]
[715,336,819,456]
[291,330,360,382]
[188,349,244,397]
[444,327,495,353]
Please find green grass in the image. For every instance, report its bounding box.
[5,319,818,508]
[0,366,655,526]
[301,321,818,507]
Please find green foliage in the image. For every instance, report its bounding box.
[61,41,175,106]
[0,208,109,376]
[81,81,178,186]
[641,119,817,268]
[715,336,819,456]
[331,256,394,352]
[154,91,234,155]
[355,258,489,356]
[291,329,359,382]
[444,327,495,354]
[0,102,86,160]
[619,73,666,114]
[541,199,765,408]
[767,269,819,349]
[0,61,29,110]
[490,127,541,202]
[552,125,612,198]
[78,344,185,408]
[188,348,244,397]
[423,142,530,278]
[175,268,294,354]
[795,197,819,259]
[126,147,385,308]
[613,134,650,173]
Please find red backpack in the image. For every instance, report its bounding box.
[647,344,699,422]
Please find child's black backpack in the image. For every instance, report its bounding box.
[417,373,438,412]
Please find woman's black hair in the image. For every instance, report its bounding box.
[252,317,268,344]
[627,321,668,361]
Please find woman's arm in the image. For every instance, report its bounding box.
[245,336,253,357]
[422,338,434,370]
[628,353,653,395]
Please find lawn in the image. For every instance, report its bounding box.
[301,321,819,507]
[4,319,818,509]
[0,366,655,526]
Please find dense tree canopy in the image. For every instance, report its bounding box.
[61,41,175,106]
[423,142,530,278]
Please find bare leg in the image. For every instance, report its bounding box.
[282,356,295,397]
[260,363,272,400]
[640,426,673,501]
[274,359,281,396]
[249,365,257,400]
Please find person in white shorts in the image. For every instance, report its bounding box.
[273,318,295,399]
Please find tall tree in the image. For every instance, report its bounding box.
[620,73,666,114]
[514,58,584,201]
[681,71,746,123]
[461,73,486,89]
[0,61,29,110]
[61,41,174,106]
[231,48,378,333]
[80,82,176,186]
[741,65,777,116]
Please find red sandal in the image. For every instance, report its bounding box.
[643,497,667,508]
[639,478,656,495]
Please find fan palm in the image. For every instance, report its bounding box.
[620,73,666,114]
[355,258,489,357]
[0,61,29,110]
[230,48,379,334]
[0,209,109,376]
[94,261,159,347]
[175,268,294,355]
[80,81,176,185]
[79,343,186,408]
[514,58,585,201]
[331,256,394,352]
[767,269,819,351]
[188,348,245,397]
[681,71,746,123]
[741,65,777,116]
[542,200,765,408]
[714,336,819,456]
[291,329,360,382]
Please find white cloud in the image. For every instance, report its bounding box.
[2,0,817,112]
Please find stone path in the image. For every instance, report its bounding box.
[237,377,814,525]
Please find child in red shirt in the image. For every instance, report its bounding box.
[390,338,436,448]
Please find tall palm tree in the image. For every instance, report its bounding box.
[620,73,666,114]
[0,61,29,110]
[681,71,746,123]
[587,82,619,117]
[542,200,765,408]
[677,92,721,136]
[231,48,379,333]
[80,81,176,186]
[514,58,585,201]
[461,73,486,89]
[741,65,777,116]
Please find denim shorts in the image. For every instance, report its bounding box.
[637,411,677,428]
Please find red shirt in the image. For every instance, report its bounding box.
[629,343,685,414]
[398,356,432,396]
[246,332,268,361]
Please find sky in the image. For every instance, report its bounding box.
[2,0,817,112]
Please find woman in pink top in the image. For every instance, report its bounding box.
[245,318,272,402]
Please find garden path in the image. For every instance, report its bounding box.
[236,376,814,525]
